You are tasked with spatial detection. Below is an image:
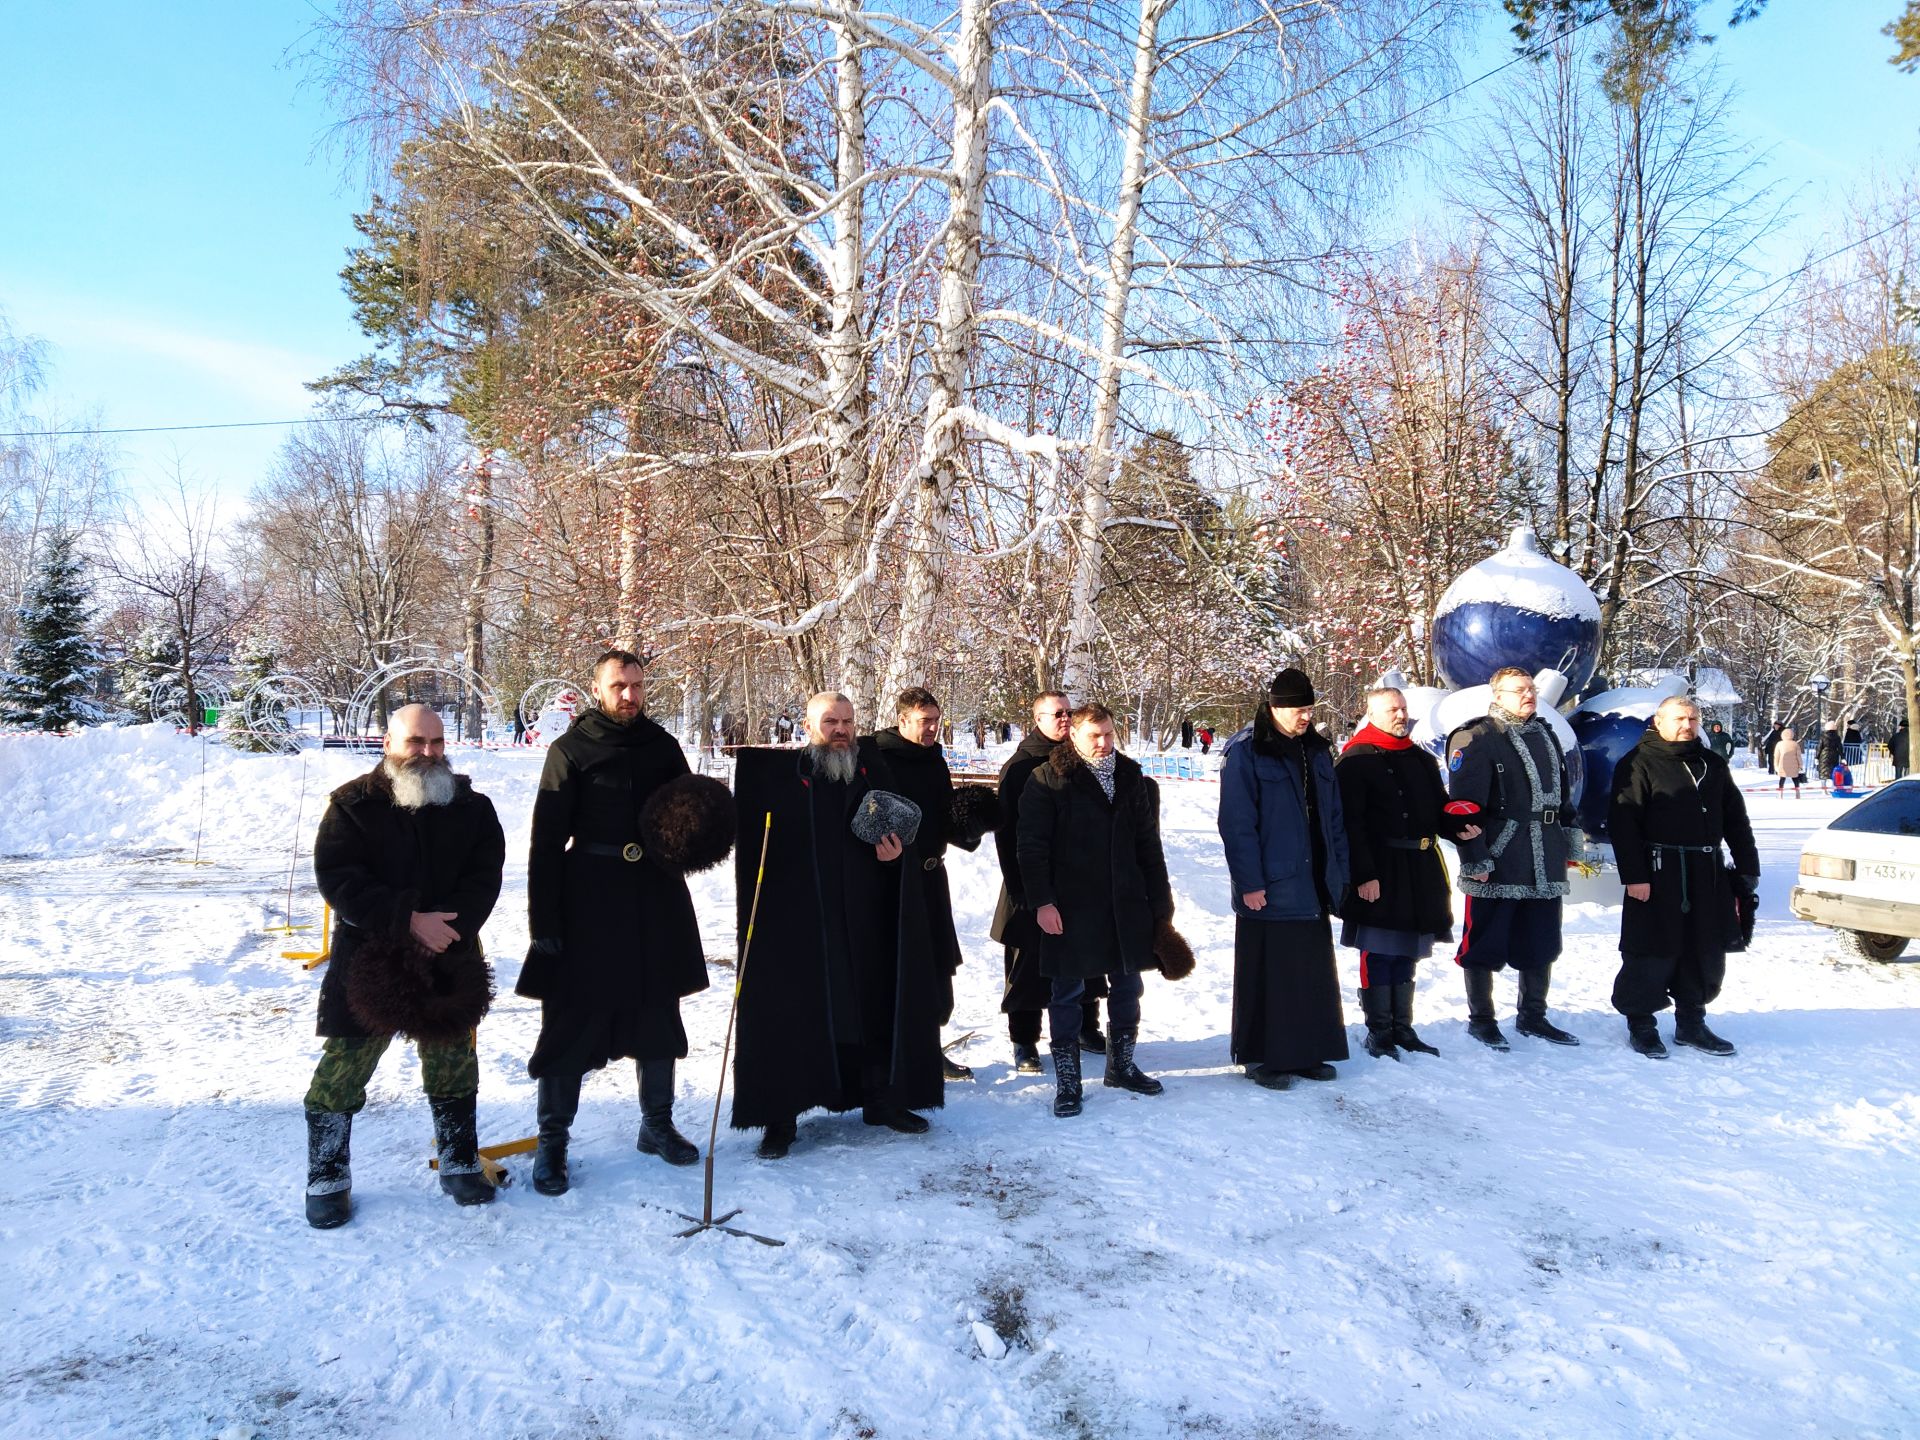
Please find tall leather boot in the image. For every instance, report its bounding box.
[1673,1009,1736,1056]
[1051,1041,1084,1117]
[1515,965,1580,1045]
[1391,981,1439,1056]
[1101,1026,1164,1094]
[304,1110,353,1229]
[532,1072,581,1196]
[429,1094,496,1206]
[1464,966,1510,1051]
[636,1059,700,1165]
[1359,986,1400,1060]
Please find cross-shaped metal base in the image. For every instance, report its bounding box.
[674,1208,785,1246]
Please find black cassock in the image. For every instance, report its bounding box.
[729,743,944,1129]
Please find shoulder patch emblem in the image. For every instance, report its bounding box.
[1449,750,1464,772]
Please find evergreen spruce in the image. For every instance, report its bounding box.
[223,632,290,752]
[117,623,184,723]
[0,530,105,731]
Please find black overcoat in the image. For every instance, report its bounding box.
[518,709,709,1008]
[729,742,943,1128]
[1608,732,1759,961]
[312,764,506,1039]
[872,726,973,977]
[1016,746,1174,981]
[989,730,1056,949]
[1334,738,1466,936]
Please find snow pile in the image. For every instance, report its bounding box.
[1,730,1917,1437]
[1434,526,1602,623]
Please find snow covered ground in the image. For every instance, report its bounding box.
[2,726,1917,1439]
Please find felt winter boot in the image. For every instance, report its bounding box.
[1051,1042,1084,1117]
[1101,1025,1164,1094]
[1673,1012,1736,1056]
[1627,1015,1669,1059]
[758,1116,797,1160]
[1464,966,1511,1051]
[1515,965,1580,1045]
[304,1110,353,1230]
[532,1072,581,1195]
[1391,980,1440,1056]
[429,1094,495,1206]
[636,1059,699,1165]
[1359,986,1400,1060]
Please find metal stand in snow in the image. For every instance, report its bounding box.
[676,811,784,1248]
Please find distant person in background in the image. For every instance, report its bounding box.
[1761,719,1784,774]
[1891,719,1910,780]
[1772,727,1804,797]
[1707,720,1735,761]
[1608,695,1758,1059]
[774,710,795,744]
[1197,725,1214,756]
[1844,721,1863,746]
[1181,718,1195,750]
[1816,722,1843,793]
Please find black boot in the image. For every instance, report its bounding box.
[1052,1042,1083,1117]
[1391,980,1440,1056]
[304,1110,353,1229]
[1515,965,1580,1045]
[1078,1004,1107,1055]
[429,1094,495,1206]
[1464,966,1510,1051]
[1673,1012,1736,1056]
[636,1059,700,1166]
[532,1073,581,1196]
[1102,1026,1164,1095]
[1359,986,1400,1060]
[942,1053,975,1082]
[1247,1064,1293,1090]
[758,1116,797,1160]
[1011,1043,1044,1076]
[1627,1015,1669,1059]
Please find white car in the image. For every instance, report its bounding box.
[1791,778,1920,961]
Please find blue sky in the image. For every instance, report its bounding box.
[0,1,1913,501]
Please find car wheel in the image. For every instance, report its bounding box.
[1845,929,1911,962]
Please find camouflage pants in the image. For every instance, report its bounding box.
[303,1034,478,1114]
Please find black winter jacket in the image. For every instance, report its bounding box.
[989,729,1058,947]
[1335,739,1468,935]
[1015,746,1173,980]
[313,763,505,1038]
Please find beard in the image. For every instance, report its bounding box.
[808,741,857,784]
[385,754,457,809]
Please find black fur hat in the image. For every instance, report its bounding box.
[1153,916,1197,981]
[948,784,1002,847]
[346,934,494,1043]
[852,789,922,846]
[640,773,737,874]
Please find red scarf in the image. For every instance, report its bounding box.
[1343,722,1413,754]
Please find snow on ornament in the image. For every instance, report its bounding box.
[1431,526,1602,694]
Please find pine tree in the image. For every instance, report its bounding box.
[117,623,183,722]
[0,530,106,731]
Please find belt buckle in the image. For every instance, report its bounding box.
[1419,836,1431,850]
[1540,808,1557,826]
[923,856,941,872]
[621,842,644,863]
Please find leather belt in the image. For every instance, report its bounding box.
[1383,836,1434,851]
[576,841,646,862]
[1532,808,1559,826]
[922,856,944,871]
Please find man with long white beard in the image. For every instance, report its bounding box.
[301,704,506,1228]
[730,691,945,1158]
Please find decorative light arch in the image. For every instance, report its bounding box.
[344,655,508,744]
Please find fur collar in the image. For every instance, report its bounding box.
[873,726,943,767]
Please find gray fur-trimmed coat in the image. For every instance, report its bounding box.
[1446,714,1579,900]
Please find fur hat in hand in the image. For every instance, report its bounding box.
[852,789,922,846]
[1153,916,1196,980]
[948,783,1002,847]
[640,774,737,874]
[346,932,494,1043]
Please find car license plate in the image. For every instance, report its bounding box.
[1857,859,1920,885]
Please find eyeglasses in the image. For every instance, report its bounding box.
[1040,709,1069,718]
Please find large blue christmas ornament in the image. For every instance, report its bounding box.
[1431,527,1602,694]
